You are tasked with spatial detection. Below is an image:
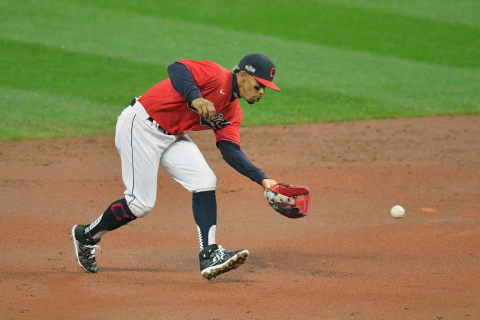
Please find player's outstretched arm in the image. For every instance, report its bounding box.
[218,141,310,218]
[217,140,268,186]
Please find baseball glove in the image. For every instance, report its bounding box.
[264,183,310,219]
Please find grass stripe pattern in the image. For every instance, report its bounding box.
[0,0,479,140]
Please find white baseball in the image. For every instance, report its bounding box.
[390,205,405,219]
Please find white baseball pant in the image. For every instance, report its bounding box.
[115,100,217,217]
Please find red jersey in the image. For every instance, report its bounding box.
[139,60,242,145]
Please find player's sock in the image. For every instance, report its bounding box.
[192,190,217,250]
[84,198,137,241]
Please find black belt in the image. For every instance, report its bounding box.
[130,98,172,135]
[147,117,172,135]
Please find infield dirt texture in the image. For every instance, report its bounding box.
[1,116,480,319]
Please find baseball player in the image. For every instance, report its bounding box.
[71,54,281,279]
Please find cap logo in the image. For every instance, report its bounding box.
[270,67,276,79]
[245,65,256,73]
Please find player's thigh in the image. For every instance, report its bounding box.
[115,106,176,215]
[161,134,217,192]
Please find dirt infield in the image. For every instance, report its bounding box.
[1,116,479,320]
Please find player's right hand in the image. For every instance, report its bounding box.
[192,98,216,120]
[262,178,278,189]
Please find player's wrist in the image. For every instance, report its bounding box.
[262,178,277,189]
[188,91,203,104]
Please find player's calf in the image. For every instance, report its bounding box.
[71,198,137,273]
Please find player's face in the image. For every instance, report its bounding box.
[238,72,266,105]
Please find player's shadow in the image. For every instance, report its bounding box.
[206,278,259,284]
[101,267,259,283]
[101,266,180,273]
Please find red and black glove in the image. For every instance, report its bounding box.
[264,183,310,219]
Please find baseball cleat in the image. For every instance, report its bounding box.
[71,225,100,273]
[199,244,249,280]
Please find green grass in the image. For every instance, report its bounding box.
[0,0,479,140]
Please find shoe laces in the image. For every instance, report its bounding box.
[213,245,226,262]
[82,244,101,259]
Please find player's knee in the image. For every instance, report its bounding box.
[193,174,217,192]
[205,175,217,190]
[127,200,154,218]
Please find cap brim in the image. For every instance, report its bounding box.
[254,76,281,91]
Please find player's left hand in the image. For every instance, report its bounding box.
[191,98,216,120]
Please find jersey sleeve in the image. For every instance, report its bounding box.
[214,100,242,146]
[215,123,241,146]
[176,59,219,91]
[167,62,202,103]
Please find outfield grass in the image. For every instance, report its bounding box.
[1,0,479,140]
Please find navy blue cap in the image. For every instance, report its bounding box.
[238,54,280,91]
